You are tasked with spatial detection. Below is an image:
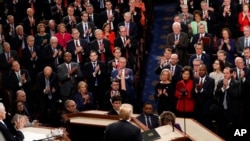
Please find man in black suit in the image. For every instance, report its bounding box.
[215,67,239,140]
[83,50,108,109]
[89,29,112,63]
[136,102,159,129]
[86,4,100,29]
[43,36,64,72]
[51,0,67,24]
[189,43,210,71]
[36,66,59,126]
[104,103,142,141]
[0,102,25,141]
[63,6,80,33]
[76,11,96,42]
[4,15,16,43]
[193,64,215,130]
[22,8,39,36]
[107,95,122,115]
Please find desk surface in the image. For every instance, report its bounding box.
[155,125,185,141]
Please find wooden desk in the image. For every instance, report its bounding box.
[154,125,188,141]
[176,118,225,141]
[20,126,71,141]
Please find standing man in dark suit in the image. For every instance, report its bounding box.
[166,22,189,66]
[0,102,25,141]
[76,11,96,42]
[66,28,89,70]
[83,50,108,109]
[36,66,59,126]
[136,102,159,129]
[104,103,142,141]
[57,52,83,102]
[189,43,211,71]
[86,4,100,29]
[193,64,215,130]
[89,29,112,64]
[107,95,122,115]
[51,0,67,24]
[4,15,16,43]
[63,6,80,33]
[22,8,39,36]
[43,36,64,72]
[215,67,239,141]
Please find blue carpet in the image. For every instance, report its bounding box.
[142,2,178,110]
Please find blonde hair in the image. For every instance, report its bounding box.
[77,81,88,92]
[160,69,172,82]
[159,111,176,126]
[119,104,133,120]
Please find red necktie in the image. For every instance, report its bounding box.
[99,41,106,62]
[75,40,83,63]
[199,78,203,85]
[30,18,34,35]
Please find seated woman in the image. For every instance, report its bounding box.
[159,111,182,132]
[73,81,94,111]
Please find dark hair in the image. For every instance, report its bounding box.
[111,95,122,103]
[214,59,225,72]
[221,28,232,38]
[193,10,202,19]
[181,65,193,79]
[111,78,120,83]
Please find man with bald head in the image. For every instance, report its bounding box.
[36,66,59,126]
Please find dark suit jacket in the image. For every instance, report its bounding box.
[76,22,96,42]
[136,113,159,129]
[51,5,67,24]
[88,13,101,29]
[99,10,119,31]
[193,76,215,115]
[191,33,214,54]
[89,39,112,62]
[10,34,28,55]
[166,32,189,66]
[104,120,142,141]
[63,15,80,33]
[66,39,90,64]
[114,35,137,56]
[0,50,19,71]
[4,24,16,43]
[117,21,138,41]
[0,122,24,141]
[107,108,119,115]
[22,16,39,35]
[189,53,210,70]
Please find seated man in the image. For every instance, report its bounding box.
[107,95,123,115]
[136,102,159,129]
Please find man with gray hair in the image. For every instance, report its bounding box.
[166,21,189,66]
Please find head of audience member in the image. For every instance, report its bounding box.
[118,57,127,69]
[194,43,203,55]
[243,25,250,37]
[64,100,78,113]
[7,15,15,25]
[170,53,179,66]
[193,10,202,22]
[160,69,172,82]
[193,58,203,73]
[57,23,67,33]
[221,28,231,40]
[234,57,244,69]
[81,11,89,22]
[102,22,112,33]
[16,90,27,102]
[129,0,136,8]
[198,23,206,34]
[77,81,89,94]
[113,47,122,60]
[37,23,46,33]
[86,4,94,15]
[11,60,21,72]
[71,28,80,40]
[119,103,133,120]
[173,15,181,23]
[111,95,122,112]
[119,26,127,37]
[181,66,193,80]
[26,35,35,47]
[43,66,53,79]
[94,29,103,40]
[11,113,31,127]
[200,1,209,11]
[15,25,24,36]
[50,36,59,48]
[89,50,98,62]
[217,50,227,63]
[180,4,188,14]
[159,111,176,126]
[172,22,181,35]
[142,102,154,116]
[243,47,250,59]
[110,78,120,91]
[64,52,72,63]
[67,6,75,16]
[124,12,132,23]
[26,8,34,18]
[223,0,231,7]
[242,3,249,13]
[198,64,207,78]
[3,42,11,53]
[48,20,56,30]
[212,59,225,72]
[223,67,232,80]
[163,48,172,60]
[55,0,62,6]
[105,0,113,10]
[13,101,26,114]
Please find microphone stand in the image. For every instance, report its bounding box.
[181,89,187,135]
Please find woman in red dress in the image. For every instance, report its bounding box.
[175,66,195,118]
[55,23,72,51]
[102,23,116,53]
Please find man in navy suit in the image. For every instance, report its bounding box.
[136,102,159,129]
[189,42,210,71]
[193,64,215,129]
[104,103,142,141]
[0,102,25,141]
